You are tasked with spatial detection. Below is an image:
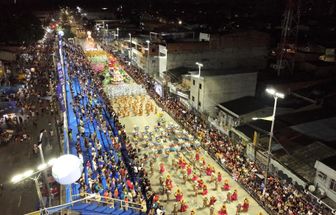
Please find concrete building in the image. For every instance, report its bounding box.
[189,69,258,114]
[165,30,270,72]
[315,156,336,203]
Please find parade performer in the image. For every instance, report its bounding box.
[202,184,208,196]
[242,198,249,212]
[197,179,204,189]
[192,174,198,182]
[180,199,188,212]
[218,204,228,215]
[195,149,200,162]
[222,179,230,191]
[231,189,238,201]
[187,164,192,176]
[206,165,213,176]
[159,162,165,174]
[175,189,183,202]
[217,172,222,183]
[166,175,173,191]
[209,196,217,206]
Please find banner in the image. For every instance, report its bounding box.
[56,83,65,112]
[57,63,64,85]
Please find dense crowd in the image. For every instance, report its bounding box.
[0,38,58,154]
[60,41,164,214]
[108,54,332,215]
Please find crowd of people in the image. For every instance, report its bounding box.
[106,51,333,215]
[111,95,157,118]
[60,40,167,214]
[0,39,58,152]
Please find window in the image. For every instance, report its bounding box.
[192,96,195,102]
[330,179,336,192]
[193,80,195,85]
[198,101,201,107]
[199,83,202,89]
[317,171,327,182]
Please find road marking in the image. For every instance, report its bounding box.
[18,195,22,208]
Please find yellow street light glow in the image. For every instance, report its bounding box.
[266,88,285,99]
[23,170,34,178]
[48,158,57,166]
[11,174,23,183]
[195,62,203,67]
[37,163,48,171]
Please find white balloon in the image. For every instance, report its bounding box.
[52,154,83,185]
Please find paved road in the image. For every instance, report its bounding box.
[0,108,61,214]
[104,79,268,215]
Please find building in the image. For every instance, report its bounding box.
[215,96,268,130]
[189,69,258,114]
[315,155,336,203]
[165,30,270,72]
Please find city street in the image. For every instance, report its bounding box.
[105,60,268,214]
[0,110,60,215]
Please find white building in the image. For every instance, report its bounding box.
[189,69,258,115]
[314,155,336,202]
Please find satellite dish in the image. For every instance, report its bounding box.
[52,154,83,185]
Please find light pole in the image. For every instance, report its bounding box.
[263,88,284,195]
[146,40,150,74]
[116,28,119,39]
[129,33,132,62]
[11,158,57,213]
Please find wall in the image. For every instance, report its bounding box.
[0,51,16,62]
[166,30,270,71]
[189,72,257,114]
[314,160,336,202]
[166,47,268,71]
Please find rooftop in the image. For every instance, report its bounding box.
[319,155,336,170]
[198,68,257,77]
[291,117,336,142]
[217,96,266,116]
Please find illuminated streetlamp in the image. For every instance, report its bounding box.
[263,88,284,195]
[11,157,58,211]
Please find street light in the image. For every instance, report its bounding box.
[146,40,150,73]
[11,157,58,210]
[195,62,203,77]
[263,87,285,195]
[252,116,273,121]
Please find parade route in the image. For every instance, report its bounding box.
[103,60,268,215]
